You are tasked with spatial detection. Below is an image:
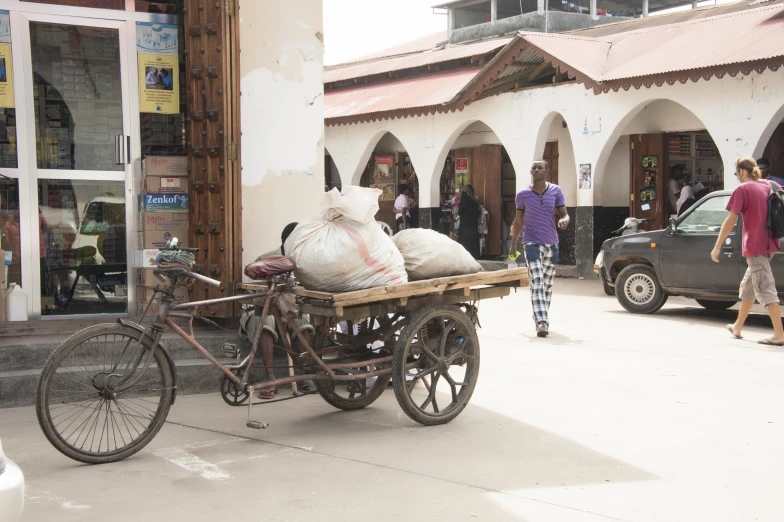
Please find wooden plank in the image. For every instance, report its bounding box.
[239,268,528,308]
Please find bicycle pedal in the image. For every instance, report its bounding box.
[246,421,269,430]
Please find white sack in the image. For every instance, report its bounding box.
[284,187,408,292]
[393,228,482,280]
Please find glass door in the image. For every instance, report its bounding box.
[20,13,132,316]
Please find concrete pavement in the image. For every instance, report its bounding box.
[2,278,784,522]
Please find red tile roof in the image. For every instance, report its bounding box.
[324,37,512,83]
[325,66,483,122]
[523,3,784,90]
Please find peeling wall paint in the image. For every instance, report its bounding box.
[238,0,324,266]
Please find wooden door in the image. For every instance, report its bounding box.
[471,145,502,256]
[630,134,666,231]
[544,141,559,185]
[184,0,242,317]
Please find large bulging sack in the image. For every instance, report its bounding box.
[393,228,482,280]
[284,187,408,292]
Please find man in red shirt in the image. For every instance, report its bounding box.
[712,157,784,345]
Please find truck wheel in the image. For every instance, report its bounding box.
[615,264,668,314]
[695,299,736,311]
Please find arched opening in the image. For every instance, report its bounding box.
[324,148,342,192]
[532,113,578,266]
[755,104,784,184]
[433,120,517,259]
[594,99,725,257]
[357,132,419,233]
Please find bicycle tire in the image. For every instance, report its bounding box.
[36,323,174,464]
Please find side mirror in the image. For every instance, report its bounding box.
[669,217,677,235]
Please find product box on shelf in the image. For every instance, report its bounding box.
[138,193,189,213]
[138,212,189,249]
[141,175,189,194]
[142,156,188,177]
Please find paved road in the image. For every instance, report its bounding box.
[3,279,784,522]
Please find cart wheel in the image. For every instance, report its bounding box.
[392,304,480,426]
[315,360,388,411]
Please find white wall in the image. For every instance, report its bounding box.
[600,135,630,207]
[239,0,324,266]
[451,121,503,149]
[326,68,784,209]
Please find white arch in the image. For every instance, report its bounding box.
[593,97,726,193]
[348,129,421,187]
[753,102,784,159]
[427,118,520,207]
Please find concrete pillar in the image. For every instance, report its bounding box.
[642,0,649,16]
[491,0,498,22]
[692,0,699,8]
[590,0,598,18]
[447,8,454,39]
[538,0,545,16]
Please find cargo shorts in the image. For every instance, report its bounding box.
[740,254,780,307]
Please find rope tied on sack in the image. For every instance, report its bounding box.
[156,250,196,287]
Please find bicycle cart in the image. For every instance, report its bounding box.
[35,241,528,464]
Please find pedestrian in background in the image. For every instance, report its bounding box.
[712,157,784,345]
[757,158,784,187]
[394,184,410,232]
[458,184,480,258]
[509,160,570,337]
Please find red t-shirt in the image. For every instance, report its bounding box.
[726,179,780,257]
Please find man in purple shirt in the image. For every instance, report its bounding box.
[509,160,570,337]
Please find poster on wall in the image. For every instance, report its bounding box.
[579,164,592,190]
[137,22,179,114]
[455,158,469,189]
[138,54,179,114]
[0,11,15,109]
[372,156,395,201]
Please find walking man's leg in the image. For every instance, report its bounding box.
[540,246,557,335]
[525,244,549,337]
[751,255,784,344]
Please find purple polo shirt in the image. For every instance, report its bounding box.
[515,183,565,245]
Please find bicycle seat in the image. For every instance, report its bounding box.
[244,255,295,280]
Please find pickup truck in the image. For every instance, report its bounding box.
[595,190,784,313]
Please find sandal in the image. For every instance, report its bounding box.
[257,388,278,399]
[758,338,784,346]
[726,324,742,339]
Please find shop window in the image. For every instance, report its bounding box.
[39,179,127,316]
[31,23,124,172]
[21,0,125,9]
[0,179,22,287]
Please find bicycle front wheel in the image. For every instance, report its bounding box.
[36,323,174,464]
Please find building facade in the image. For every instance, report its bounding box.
[324,1,784,276]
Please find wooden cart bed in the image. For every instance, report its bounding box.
[238,267,529,321]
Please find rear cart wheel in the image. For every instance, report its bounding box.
[392,304,480,426]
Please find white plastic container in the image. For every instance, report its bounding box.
[6,283,28,322]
